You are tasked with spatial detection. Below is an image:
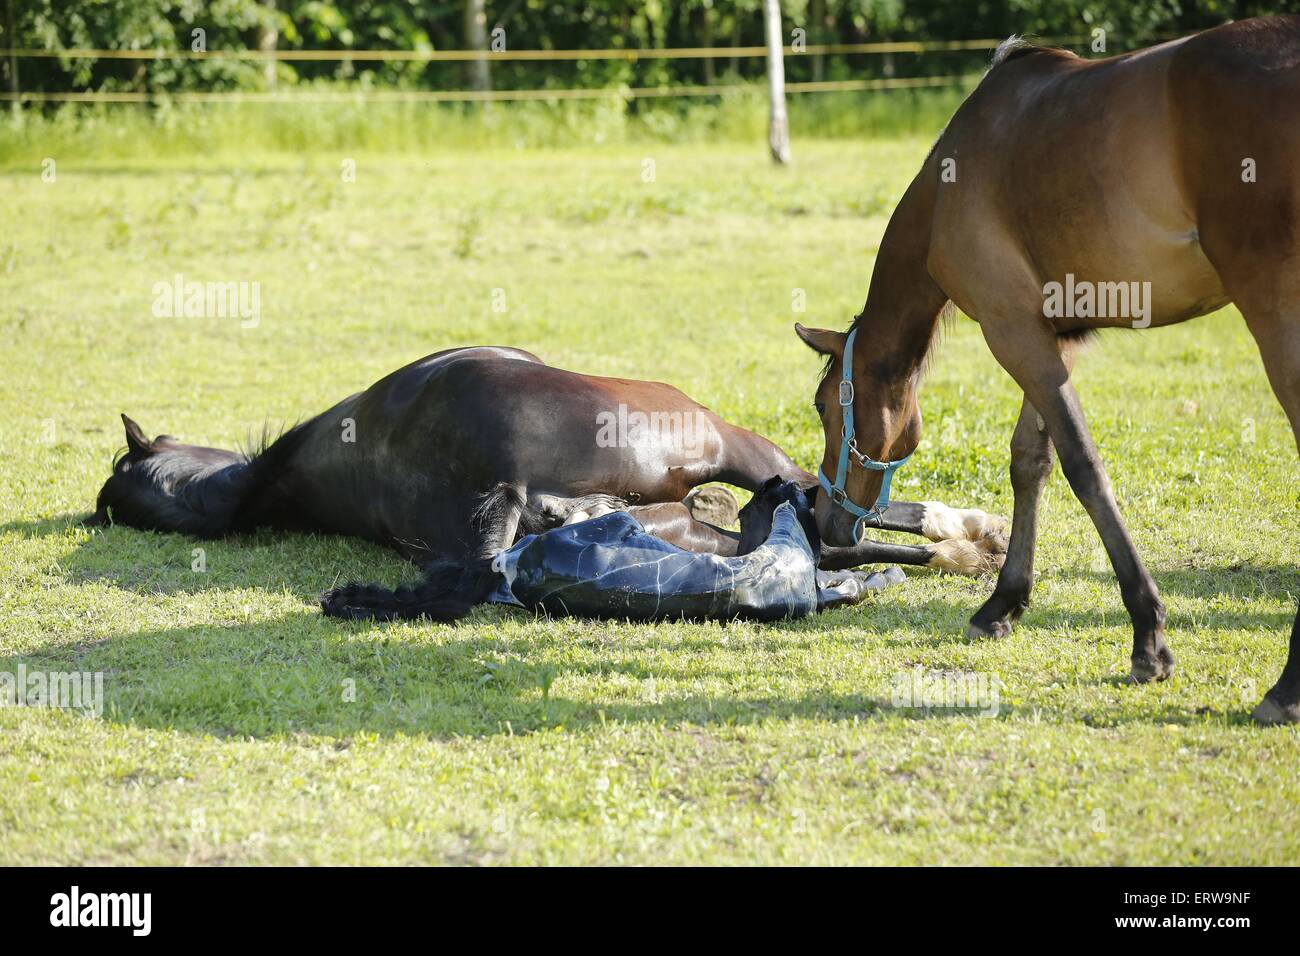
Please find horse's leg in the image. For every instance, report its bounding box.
[819,537,1002,574]
[629,502,741,555]
[877,500,1008,542]
[967,360,1075,633]
[528,492,627,527]
[712,424,1006,543]
[1215,301,1300,723]
[973,321,1173,683]
[630,501,993,571]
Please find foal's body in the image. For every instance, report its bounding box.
[92,347,1003,574]
[800,17,1300,722]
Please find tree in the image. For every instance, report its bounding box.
[257,0,278,88]
[464,0,491,93]
[763,0,790,164]
[4,0,18,117]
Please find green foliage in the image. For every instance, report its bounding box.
[3,1,1293,96]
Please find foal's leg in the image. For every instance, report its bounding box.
[528,492,627,527]
[630,502,997,572]
[878,501,1008,543]
[712,422,1005,544]
[819,537,1002,575]
[629,502,741,554]
[973,322,1173,683]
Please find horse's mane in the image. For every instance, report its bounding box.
[225,420,315,533]
[989,35,1076,68]
[97,419,315,537]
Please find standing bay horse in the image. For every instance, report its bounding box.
[88,346,1006,605]
[798,16,1300,724]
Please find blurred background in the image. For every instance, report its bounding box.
[0,0,1282,155]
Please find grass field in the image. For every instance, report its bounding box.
[2,121,1299,865]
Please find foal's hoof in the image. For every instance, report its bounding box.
[966,617,1013,640]
[1251,696,1300,726]
[1129,647,1176,684]
[930,538,1003,576]
[919,502,1010,543]
[685,485,739,528]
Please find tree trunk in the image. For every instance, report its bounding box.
[763,0,790,164]
[4,0,18,118]
[258,0,278,89]
[464,0,492,93]
[810,0,825,82]
[730,14,741,76]
[700,3,715,86]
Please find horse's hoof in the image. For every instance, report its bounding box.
[685,485,739,528]
[1251,696,1300,726]
[966,617,1012,640]
[930,539,1001,576]
[976,531,1009,571]
[920,502,1009,543]
[1129,647,1176,684]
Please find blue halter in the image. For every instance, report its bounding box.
[816,326,913,541]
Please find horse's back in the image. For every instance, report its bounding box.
[1166,17,1300,296]
[930,19,1300,328]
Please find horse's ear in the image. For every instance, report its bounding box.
[121,413,154,455]
[794,323,845,358]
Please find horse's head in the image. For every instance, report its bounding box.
[737,477,820,556]
[796,323,921,547]
[85,414,249,536]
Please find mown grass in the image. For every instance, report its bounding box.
[1,118,1298,865]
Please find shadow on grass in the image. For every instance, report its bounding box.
[1049,564,1300,603]
[3,522,1290,737]
[1,604,1268,741]
[10,517,1296,622]
[0,514,90,539]
[1,516,406,599]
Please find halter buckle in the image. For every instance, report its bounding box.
[838,379,854,406]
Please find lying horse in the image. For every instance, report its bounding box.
[88,347,1006,593]
[797,17,1300,723]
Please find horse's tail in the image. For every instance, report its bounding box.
[473,481,553,537]
[321,482,546,622]
[320,557,499,622]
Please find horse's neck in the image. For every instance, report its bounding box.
[227,419,317,532]
[162,455,257,536]
[858,168,950,378]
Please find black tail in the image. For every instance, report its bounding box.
[320,557,498,622]
[320,483,535,623]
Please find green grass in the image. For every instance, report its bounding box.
[2,128,1298,865]
[0,86,971,163]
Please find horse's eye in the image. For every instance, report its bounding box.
[814,401,826,416]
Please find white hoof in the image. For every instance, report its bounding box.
[920,502,1010,542]
[927,538,1002,576]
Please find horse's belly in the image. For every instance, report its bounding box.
[1033,229,1230,331]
